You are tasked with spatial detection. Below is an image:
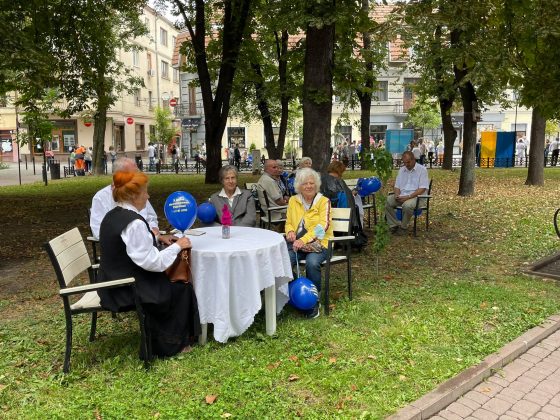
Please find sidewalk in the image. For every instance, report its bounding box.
[389,315,560,420]
[0,161,47,186]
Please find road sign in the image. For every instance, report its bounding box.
[169,98,177,107]
[126,117,134,125]
[84,121,92,127]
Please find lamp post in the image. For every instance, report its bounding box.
[37,137,48,186]
[513,91,519,138]
[10,130,21,185]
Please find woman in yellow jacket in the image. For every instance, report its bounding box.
[285,168,334,318]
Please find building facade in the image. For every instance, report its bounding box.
[0,6,180,163]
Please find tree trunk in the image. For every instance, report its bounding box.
[357,1,372,163]
[302,19,335,172]
[525,108,545,186]
[457,80,478,196]
[440,98,456,170]
[176,0,252,184]
[92,89,109,175]
[252,62,279,158]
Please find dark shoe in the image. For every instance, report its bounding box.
[305,303,320,319]
[394,227,408,236]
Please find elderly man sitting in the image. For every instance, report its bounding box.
[385,150,430,236]
[257,159,289,221]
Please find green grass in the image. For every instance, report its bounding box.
[1,168,560,418]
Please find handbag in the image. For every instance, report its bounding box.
[165,249,192,283]
[296,224,324,253]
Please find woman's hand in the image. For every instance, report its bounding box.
[292,239,305,251]
[286,231,296,242]
[175,237,192,250]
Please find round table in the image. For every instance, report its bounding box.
[187,226,292,343]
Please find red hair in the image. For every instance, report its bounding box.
[112,171,148,203]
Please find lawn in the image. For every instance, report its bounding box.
[0,168,559,418]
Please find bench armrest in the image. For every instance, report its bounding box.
[418,194,432,199]
[86,236,99,242]
[329,235,355,242]
[60,277,135,296]
[268,205,288,211]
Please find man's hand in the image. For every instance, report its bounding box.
[396,195,410,204]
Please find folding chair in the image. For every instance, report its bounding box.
[299,207,354,315]
[44,227,151,373]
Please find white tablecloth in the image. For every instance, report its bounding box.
[188,226,292,343]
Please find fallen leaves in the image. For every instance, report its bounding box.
[288,374,299,382]
[205,395,217,405]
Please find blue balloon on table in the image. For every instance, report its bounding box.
[289,277,319,310]
[357,176,382,197]
[164,191,197,232]
[197,202,217,224]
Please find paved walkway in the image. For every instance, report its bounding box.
[0,161,46,186]
[390,315,560,420]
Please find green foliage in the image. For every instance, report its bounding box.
[362,147,394,255]
[545,120,559,138]
[18,89,58,148]
[405,101,441,133]
[150,107,177,146]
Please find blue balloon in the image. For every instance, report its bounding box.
[197,202,217,224]
[164,191,197,231]
[358,176,382,197]
[289,277,319,310]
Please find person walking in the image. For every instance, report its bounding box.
[234,144,241,171]
[550,137,560,167]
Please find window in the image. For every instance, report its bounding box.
[403,78,419,112]
[114,124,125,152]
[134,89,141,107]
[227,127,246,148]
[160,28,168,46]
[172,36,176,48]
[132,50,139,67]
[149,125,156,140]
[335,125,352,143]
[135,124,145,149]
[51,135,60,152]
[147,52,152,70]
[369,125,387,143]
[173,68,179,83]
[161,60,169,79]
[373,81,388,102]
[148,91,153,110]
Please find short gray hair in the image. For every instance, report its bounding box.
[294,168,321,194]
[298,157,312,168]
[219,165,238,183]
[113,157,137,173]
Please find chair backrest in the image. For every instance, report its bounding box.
[330,207,352,235]
[427,179,433,195]
[344,178,359,189]
[45,227,92,289]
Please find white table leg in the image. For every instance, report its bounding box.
[264,285,276,336]
[199,323,208,345]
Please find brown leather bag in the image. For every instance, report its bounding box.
[165,249,192,283]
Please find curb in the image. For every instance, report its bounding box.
[387,313,560,420]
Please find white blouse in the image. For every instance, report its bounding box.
[119,203,181,272]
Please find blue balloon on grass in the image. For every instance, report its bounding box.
[197,202,217,224]
[289,277,319,310]
[164,191,197,231]
[357,176,382,197]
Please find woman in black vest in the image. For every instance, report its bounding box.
[98,171,200,357]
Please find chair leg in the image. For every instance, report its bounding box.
[413,214,418,237]
[134,293,151,369]
[324,262,331,315]
[63,307,73,373]
[373,195,378,225]
[89,312,97,342]
[347,259,352,300]
[426,207,430,231]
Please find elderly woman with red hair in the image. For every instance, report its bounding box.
[98,171,200,358]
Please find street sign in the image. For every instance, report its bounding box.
[126,117,134,125]
[169,98,177,107]
[84,121,92,127]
